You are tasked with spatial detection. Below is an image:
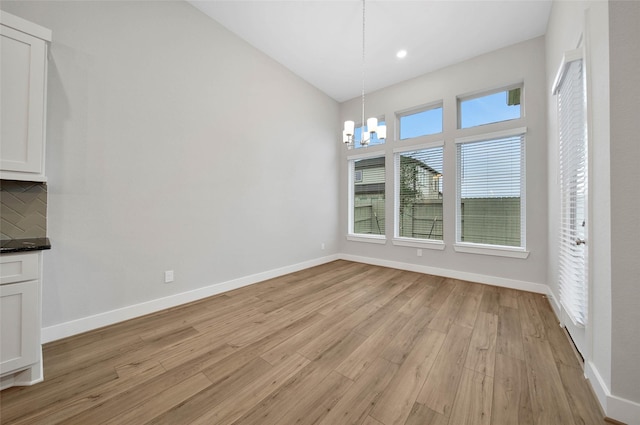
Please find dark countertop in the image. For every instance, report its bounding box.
[0,238,51,254]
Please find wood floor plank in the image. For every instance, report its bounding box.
[191,354,310,425]
[424,278,455,309]
[156,327,241,370]
[259,264,377,316]
[59,345,240,425]
[228,306,316,347]
[479,285,501,315]
[200,312,323,380]
[380,306,436,365]
[0,261,607,425]
[38,335,146,381]
[465,312,498,377]
[274,371,354,425]
[416,324,473,416]
[369,328,446,425]
[190,301,266,336]
[297,303,381,360]
[448,368,493,425]
[428,282,466,333]
[146,357,274,425]
[533,295,582,369]
[496,305,525,361]
[317,357,399,425]
[106,372,211,425]
[455,282,485,329]
[316,267,400,317]
[518,292,547,341]
[497,286,520,309]
[8,359,166,425]
[260,306,357,365]
[557,362,606,425]
[362,416,386,425]
[398,279,439,316]
[335,310,410,380]
[404,402,450,425]
[297,280,405,361]
[0,358,120,423]
[234,330,366,425]
[351,290,412,337]
[492,353,534,425]
[522,337,576,425]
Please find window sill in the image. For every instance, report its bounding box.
[346,234,387,245]
[392,238,445,251]
[453,243,529,259]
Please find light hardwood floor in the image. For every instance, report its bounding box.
[1,260,610,425]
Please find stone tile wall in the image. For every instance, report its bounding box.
[0,180,47,240]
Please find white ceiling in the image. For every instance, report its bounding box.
[189,1,552,102]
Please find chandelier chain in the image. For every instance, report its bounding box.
[361,0,366,138]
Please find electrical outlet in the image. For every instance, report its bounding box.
[164,270,174,283]
[417,248,423,257]
[321,243,325,250]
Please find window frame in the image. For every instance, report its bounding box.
[457,84,524,130]
[396,102,443,141]
[392,141,445,250]
[347,150,387,244]
[454,127,529,258]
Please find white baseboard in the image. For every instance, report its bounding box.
[586,360,640,425]
[41,254,340,343]
[41,253,545,344]
[338,253,548,294]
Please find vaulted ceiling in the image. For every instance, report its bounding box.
[190,1,552,102]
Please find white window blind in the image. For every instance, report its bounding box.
[457,133,524,247]
[396,147,444,240]
[556,58,588,327]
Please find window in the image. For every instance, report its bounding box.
[459,87,522,129]
[350,155,385,238]
[456,129,525,249]
[395,145,444,242]
[398,106,443,140]
[354,119,386,149]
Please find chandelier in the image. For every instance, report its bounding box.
[342,0,386,148]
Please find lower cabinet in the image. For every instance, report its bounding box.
[0,252,43,390]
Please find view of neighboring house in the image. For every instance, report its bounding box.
[354,157,386,235]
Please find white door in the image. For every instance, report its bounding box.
[554,50,589,358]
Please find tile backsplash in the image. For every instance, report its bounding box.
[0,180,47,240]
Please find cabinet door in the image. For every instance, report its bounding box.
[0,280,40,374]
[0,24,47,177]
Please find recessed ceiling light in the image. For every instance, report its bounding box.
[396,49,407,59]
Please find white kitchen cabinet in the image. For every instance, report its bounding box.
[0,252,43,390]
[0,11,51,182]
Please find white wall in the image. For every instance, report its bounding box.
[339,37,548,291]
[546,1,640,422]
[609,0,640,410]
[0,1,340,337]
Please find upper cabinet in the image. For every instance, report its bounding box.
[0,11,51,182]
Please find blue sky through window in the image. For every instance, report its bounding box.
[400,107,443,139]
[460,90,521,128]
